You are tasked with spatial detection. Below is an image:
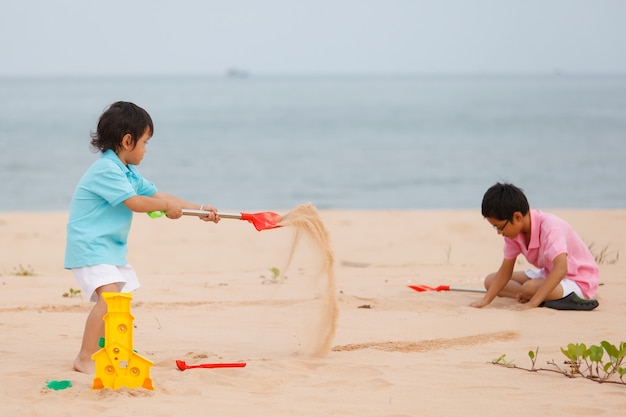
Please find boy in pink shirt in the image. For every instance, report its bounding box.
[470,183,599,311]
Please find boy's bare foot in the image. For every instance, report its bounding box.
[515,293,530,303]
[73,357,95,374]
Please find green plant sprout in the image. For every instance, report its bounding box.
[62,288,82,298]
[492,354,515,368]
[260,267,286,284]
[493,341,626,385]
[527,347,539,370]
[12,264,35,276]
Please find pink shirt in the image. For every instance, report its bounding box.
[503,209,599,298]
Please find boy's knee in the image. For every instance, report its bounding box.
[484,273,497,289]
[520,280,539,298]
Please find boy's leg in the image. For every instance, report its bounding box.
[517,268,568,302]
[484,271,530,299]
[73,283,120,374]
[520,278,564,302]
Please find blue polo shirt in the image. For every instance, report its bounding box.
[64,150,158,269]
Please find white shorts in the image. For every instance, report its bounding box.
[71,264,140,302]
[525,268,584,299]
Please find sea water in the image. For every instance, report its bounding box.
[1,74,625,211]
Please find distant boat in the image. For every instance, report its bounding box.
[225,68,250,78]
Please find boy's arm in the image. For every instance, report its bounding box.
[123,194,183,217]
[150,191,207,211]
[150,191,219,222]
[125,191,219,223]
[522,253,568,309]
[470,258,516,308]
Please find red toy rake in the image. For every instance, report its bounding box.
[408,284,486,293]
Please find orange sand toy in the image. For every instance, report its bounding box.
[92,292,154,390]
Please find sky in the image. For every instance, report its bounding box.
[1,0,625,76]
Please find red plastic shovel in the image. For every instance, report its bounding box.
[408,284,486,293]
[181,209,282,231]
[175,359,247,371]
[149,209,282,231]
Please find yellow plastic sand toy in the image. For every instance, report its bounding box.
[92,292,154,390]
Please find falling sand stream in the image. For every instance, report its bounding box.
[277,203,338,357]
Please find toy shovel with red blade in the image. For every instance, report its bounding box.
[148,209,282,231]
[408,284,486,293]
[176,359,247,371]
[181,209,282,231]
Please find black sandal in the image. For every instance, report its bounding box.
[540,292,599,311]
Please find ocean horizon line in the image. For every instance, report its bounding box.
[2,71,626,80]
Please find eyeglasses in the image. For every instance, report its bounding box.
[493,219,509,233]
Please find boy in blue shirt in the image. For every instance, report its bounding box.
[65,101,220,373]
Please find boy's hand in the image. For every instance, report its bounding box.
[469,298,490,308]
[198,205,220,223]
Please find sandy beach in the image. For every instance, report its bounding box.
[1,208,625,417]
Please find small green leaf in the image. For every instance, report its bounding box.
[561,344,578,361]
[589,345,604,362]
[492,354,506,364]
[601,341,619,361]
[560,347,572,360]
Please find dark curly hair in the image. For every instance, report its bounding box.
[90,101,154,153]
[481,183,530,221]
